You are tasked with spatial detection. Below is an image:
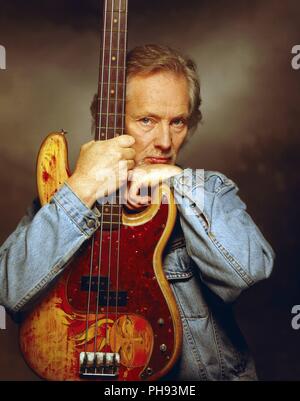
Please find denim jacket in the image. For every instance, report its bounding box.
[0,169,275,380]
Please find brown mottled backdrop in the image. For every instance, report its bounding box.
[0,0,300,380]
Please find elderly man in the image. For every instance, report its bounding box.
[0,44,274,380]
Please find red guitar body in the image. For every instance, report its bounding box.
[19,137,182,380]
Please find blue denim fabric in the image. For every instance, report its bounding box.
[0,169,275,380]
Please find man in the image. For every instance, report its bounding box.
[0,44,274,380]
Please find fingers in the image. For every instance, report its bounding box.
[125,194,150,210]
[116,135,135,147]
[122,147,136,160]
[125,181,151,210]
[127,160,135,170]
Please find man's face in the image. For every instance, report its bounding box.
[125,71,190,167]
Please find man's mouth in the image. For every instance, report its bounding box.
[145,157,172,164]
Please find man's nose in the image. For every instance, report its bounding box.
[154,122,172,151]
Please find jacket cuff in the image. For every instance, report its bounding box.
[171,168,205,211]
[52,183,101,237]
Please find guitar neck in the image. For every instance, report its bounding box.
[95,0,128,141]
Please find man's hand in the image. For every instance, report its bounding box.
[125,164,183,210]
[66,135,136,208]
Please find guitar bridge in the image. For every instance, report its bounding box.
[79,352,120,377]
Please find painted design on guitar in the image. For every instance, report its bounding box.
[110,314,153,368]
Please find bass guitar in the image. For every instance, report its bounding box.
[20,0,182,381]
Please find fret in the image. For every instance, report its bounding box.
[99,50,127,68]
[95,127,124,133]
[97,126,122,129]
[101,223,123,231]
[98,199,123,208]
[97,112,125,116]
[104,10,128,15]
[102,208,123,215]
[96,100,124,114]
[100,65,126,72]
[98,114,124,128]
[98,65,126,72]
[98,68,126,85]
[98,82,125,86]
[97,113,125,129]
[98,65,126,69]
[102,31,127,50]
[105,10,128,16]
[98,65,126,77]
[101,216,127,222]
[95,130,124,141]
[96,193,123,205]
[97,116,125,129]
[102,202,123,207]
[101,222,122,225]
[95,130,124,140]
[102,12,127,31]
[95,127,124,132]
[99,48,126,52]
[97,98,125,102]
[97,83,125,99]
[99,76,126,89]
[102,29,127,34]
[101,216,122,224]
[102,212,123,217]
[105,0,127,12]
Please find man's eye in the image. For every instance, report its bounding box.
[140,117,152,126]
[172,119,185,128]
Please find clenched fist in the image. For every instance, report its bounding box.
[66,135,136,207]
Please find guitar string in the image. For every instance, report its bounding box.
[84,233,95,359]
[83,0,127,368]
[93,0,107,358]
[112,0,128,367]
[113,0,123,354]
[104,0,115,352]
[120,0,129,368]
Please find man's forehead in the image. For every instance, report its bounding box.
[126,71,189,112]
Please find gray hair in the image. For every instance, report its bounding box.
[91,44,202,131]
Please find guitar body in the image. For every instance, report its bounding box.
[20,132,182,381]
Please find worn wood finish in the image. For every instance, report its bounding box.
[21,146,183,380]
[36,131,70,205]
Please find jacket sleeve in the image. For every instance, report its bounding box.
[0,183,101,313]
[171,168,275,303]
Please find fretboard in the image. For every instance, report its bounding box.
[95,0,128,142]
[95,0,128,222]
